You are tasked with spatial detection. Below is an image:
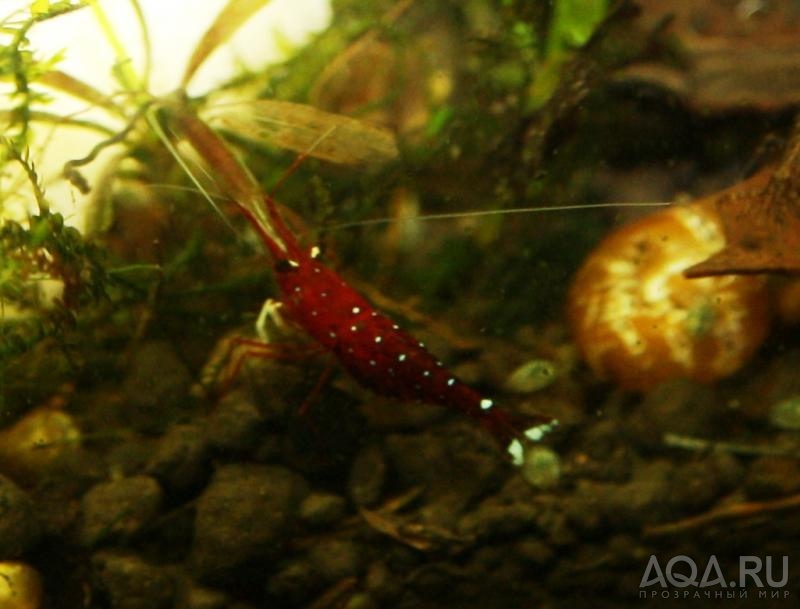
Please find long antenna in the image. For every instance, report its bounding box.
[325,201,673,231]
[269,124,339,196]
[146,107,239,236]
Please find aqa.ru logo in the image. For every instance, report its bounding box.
[639,555,789,600]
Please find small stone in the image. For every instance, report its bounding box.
[348,444,387,507]
[0,408,81,483]
[0,476,41,558]
[299,492,347,527]
[106,440,154,478]
[179,585,229,609]
[745,457,800,499]
[203,390,265,456]
[343,593,377,609]
[0,561,43,609]
[459,500,538,541]
[80,476,163,546]
[515,538,554,566]
[519,446,560,489]
[266,559,316,605]
[147,423,209,494]
[768,395,800,430]
[384,426,505,523]
[666,454,744,513]
[308,539,362,583]
[364,561,402,603]
[122,341,194,432]
[570,460,673,530]
[192,464,309,582]
[626,380,723,450]
[92,552,175,609]
[504,359,558,393]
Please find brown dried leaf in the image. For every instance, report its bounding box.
[359,507,435,551]
[209,99,399,165]
[182,0,273,87]
[685,123,800,277]
[38,70,120,114]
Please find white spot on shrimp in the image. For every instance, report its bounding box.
[398,354,407,362]
[294,286,301,293]
[437,361,443,367]
[288,259,299,268]
[371,311,377,317]
[321,291,328,298]
[329,331,337,339]
[392,324,399,330]
[310,246,321,258]
[447,378,455,386]
[347,348,354,353]
[314,267,321,274]
[352,306,361,314]
[311,311,318,317]
[375,336,382,343]
[423,370,431,377]
[370,360,376,366]
[480,398,494,411]
[418,341,425,348]
[350,325,358,332]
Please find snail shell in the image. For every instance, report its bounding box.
[568,203,770,391]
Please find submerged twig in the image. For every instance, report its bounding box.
[663,432,800,458]
[644,493,800,538]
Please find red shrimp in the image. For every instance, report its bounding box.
[162,100,555,454]
[240,199,553,448]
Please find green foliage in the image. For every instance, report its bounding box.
[0,211,108,359]
[527,0,609,110]
[546,0,609,58]
[0,1,86,150]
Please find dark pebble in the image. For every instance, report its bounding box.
[566,419,634,483]
[745,456,800,499]
[459,501,538,541]
[569,459,673,530]
[666,453,744,513]
[307,538,362,583]
[348,444,387,507]
[515,537,555,566]
[0,474,42,558]
[458,477,540,540]
[364,560,402,603]
[106,439,156,478]
[178,584,230,609]
[92,551,175,609]
[203,389,266,456]
[192,464,309,582]
[147,423,210,495]
[80,476,163,546]
[122,341,194,432]
[266,559,317,605]
[626,380,723,451]
[299,492,347,527]
[384,425,505,523]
